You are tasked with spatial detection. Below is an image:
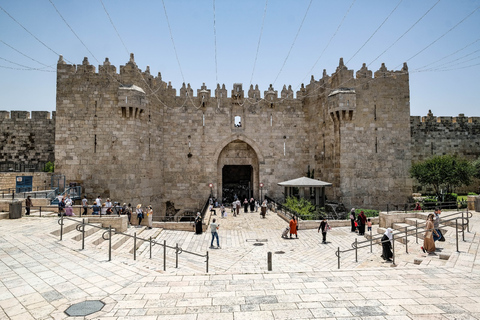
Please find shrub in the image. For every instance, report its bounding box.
[353,208,379,218]
[43,161,54,173]
[468,192,478,196]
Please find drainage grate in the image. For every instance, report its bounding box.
[65,300,105,317]
[274,251,285,254]
[253,243,264,246]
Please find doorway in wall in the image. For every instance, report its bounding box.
[222,165,252,204]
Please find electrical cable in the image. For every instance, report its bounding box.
[395,4,480,69]
[249,0,268,87]
[346,0,403,65]
[414,38,480,71]
[0,4,71,63]
[0,39,55,69]
[368,0,440,67]
[49,0,99,63]
[272,0,313,86]
[213,0,218,86]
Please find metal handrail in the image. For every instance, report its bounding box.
[335,210,472,269]
[351,210,471,248]
[57,215,209,273]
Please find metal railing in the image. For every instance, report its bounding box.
[265,195,301,219]
[385,200,467,213]
[57,214,209,273]
[0,187,57,200]
[335,210,472,269]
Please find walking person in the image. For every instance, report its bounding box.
[136,204,144,226]
[249,198,255,212]
[243,198,248,213]
[25,196,32,216]
[236,199,241,216]
[194,212,203,234]
[82,196,88,215]
[350,208,356,232]
[433,208,443,242]
[421,214,439,254]
[381,228,394,262]
[318,218,331,244]
[358,210,367,235]
[146,205,153,229]
[220,204,226,218]
[289,216,298,239]
[209,218,220,249]
[261,199,267,218]
[124,203,132,226]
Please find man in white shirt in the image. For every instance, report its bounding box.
[209,218,220,249]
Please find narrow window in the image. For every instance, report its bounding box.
[94,134,97,153]
[234,116,241,127]
[203,113,205,126]
[374,105,377,120]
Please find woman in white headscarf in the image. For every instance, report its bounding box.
[381,228,393,262]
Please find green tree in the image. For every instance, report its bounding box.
[410,155,476,195]
[43,161,54,173]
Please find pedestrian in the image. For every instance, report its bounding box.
[289,216,298,239]
[255,200,259,212]
[209,218,220,248]
[146,205,153,229]
[25,195,32,215]
[261,199,267,218]
[220,204,226,218]
[105,198,112,214]
[350,208,356,232]
[236,199,241,215]
[91,203,100,215]
[95,196,102,206]
[194,212,203,234]
[243,198,248,213]
[318,218,331,244]
[249,198,255,212]
[367,218,372,232]
[65,196,74,216]
[58,197,65,216]
[421,214,439,254]
[136,204,143,226]
[209,204,216,215]
[232,202,236,216]
[100,203,107,215]
[125,203,132,226]
[381,228,394,262]
[358,210,367,235]
[82,196,88,215]
[433,208,443,242]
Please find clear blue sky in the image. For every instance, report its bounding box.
[0,0,479,117]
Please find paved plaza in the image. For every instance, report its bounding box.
[0,208,479,319]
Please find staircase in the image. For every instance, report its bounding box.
[369,211,472,267]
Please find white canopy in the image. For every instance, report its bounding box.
[278,177,332,188]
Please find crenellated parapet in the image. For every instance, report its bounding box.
[0,111,55,120]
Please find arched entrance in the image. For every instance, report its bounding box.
[217,140,259,204]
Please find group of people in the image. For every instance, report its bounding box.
[74,196,155,229]
[381,207,445,263]
[349,208,372,235]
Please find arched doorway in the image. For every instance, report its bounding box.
[217,140,259,204]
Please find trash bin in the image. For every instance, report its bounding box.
[475,197,480,213]
[9,200,22,219]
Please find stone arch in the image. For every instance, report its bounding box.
[215,135,262,203]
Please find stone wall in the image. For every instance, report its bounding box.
[0,111,55,168]
[0,172,53,191]
[411,111,480,194]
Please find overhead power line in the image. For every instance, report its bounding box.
[0,39,55,69]
[0,4,70,63]
[213,0,218,85]
[272,0,313,86]
[368,0,440,67]
[249,0,268,87]
[99,0,129,55]
[395,4,480,68]
[346,0,403,65]
[49,0,99,63]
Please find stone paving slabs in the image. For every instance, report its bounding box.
[0,210,480,319]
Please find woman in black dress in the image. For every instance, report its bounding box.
[381,228,393,262]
